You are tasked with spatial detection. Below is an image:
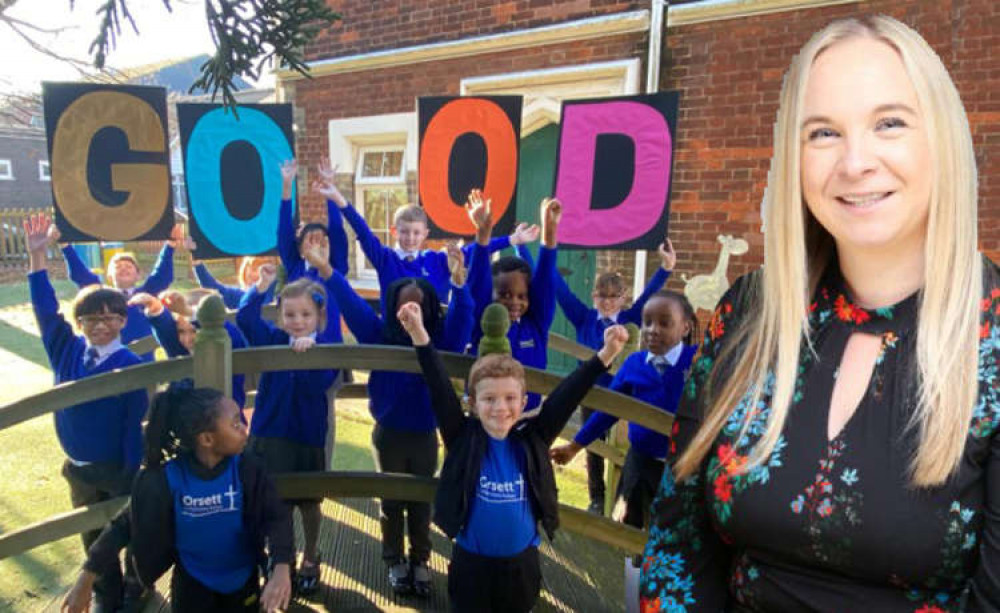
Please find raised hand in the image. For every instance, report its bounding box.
[550,442,583,466]
[465,188,493,245]
[24,213,53,255]
[658,237,676,271]
[509,222,540,247]
[312,178,347,209]
[256,263,277,291]
[317,156,336,183]
[302,238,333,279]
[597,324,629,366]
[397,301,430,346]
[166,224,187,249]
[127,292,163,316]
[446,242,466,287]
[280,159,297,199]
[541,197,562,248]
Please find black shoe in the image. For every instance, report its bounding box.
[588,499,605,516]
[410,562,431,598]
[388,559,412,595]
[119,578,152,613]
[295,560,321,596]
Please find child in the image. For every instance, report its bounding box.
[61,385,294,613]
[128,290,249,409]
[59,224,185,362]
[278,158,349,284]
[322,165,538,308]
[310,243,474,597]
[398,301,627,612]
[466,190,560,415]
[236,265,341,594]
[25,213,149,612]
[550,290,699,529]
[554,238,677,514]
[192,255,277,309]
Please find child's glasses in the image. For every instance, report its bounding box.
[77,314,124,327]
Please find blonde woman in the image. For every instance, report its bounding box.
[640,16,999,611]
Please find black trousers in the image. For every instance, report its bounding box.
[616,448,666,529]
[62,460,137,608]
[448,544,541,613]
[580,407,607,505]
[171,563,260,612]
[371,424,438,564]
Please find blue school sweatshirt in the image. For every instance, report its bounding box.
[324,269,474,432]
[236,285,340,448]
[278,198,349,283]
[468,242,557,413]
[338,202,511,311]
[574,347,697,460]
[29,270,148,469]
[62,244,175,362]
[554,266,671,386]
[146,310,248,409]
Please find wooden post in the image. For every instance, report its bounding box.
[605,422,628,517]
[193,295,231,395]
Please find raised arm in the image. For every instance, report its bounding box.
[440,243,474,352]
[341,203,391,272]
[26,215,80,367]
[138,225,180,295]
[61,244,101,288]
[552,267,591,330]
[277,159,303,275]
[132,295,187,357]
[236,264,280,347]
[400,303,467,445]
[314,157,350,275]
[534,324,625,444]
[324,269,384,344]
[193,263,243,309]
[622,238,675,324]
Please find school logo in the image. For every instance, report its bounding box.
[180,485,239,517]
[477,475,526,504]
[519,339,535,349]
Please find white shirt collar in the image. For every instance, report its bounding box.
[85,337,123,365]
[395,247,421,260]
[646,342,684,367]
[599,312,620,324]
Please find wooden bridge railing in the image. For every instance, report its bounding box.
[0,296,663,563]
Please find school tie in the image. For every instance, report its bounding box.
[649,355,669,375]
[84,347,100,370]
[600,317,614,328]
[405,255,416,263]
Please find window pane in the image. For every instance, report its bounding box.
[362,187,409,234]
[383,151,403,177]
[360,150,404,179]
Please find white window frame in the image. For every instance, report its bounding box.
[353,145,408,280]
[0,159,13,180]
[38,161,50,181]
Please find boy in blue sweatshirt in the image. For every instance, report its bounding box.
[553,238,677,514]
[551,289,699,529]
[466,190,561,416]
[59,224,184,361]
[25,213,149,612]
[322,163,538,310]
[313,243,474,598]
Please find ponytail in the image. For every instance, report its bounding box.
[143,383,224,468]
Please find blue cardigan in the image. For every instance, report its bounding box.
[236,284,340,448]
[61,244,175,362]
[468,242,557,414]
[29,270,148,469]
[324,269,474,432]
[574,347,697,460]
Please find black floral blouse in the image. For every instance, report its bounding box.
[639,256,1000,612]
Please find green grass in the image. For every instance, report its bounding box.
[0,275,593,610]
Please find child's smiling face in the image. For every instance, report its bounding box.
[472,376,527,440]
[280,295,320,339]
[494,271,530,321]
[641,296,689,355]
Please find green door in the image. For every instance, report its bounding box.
[513,123,596,375]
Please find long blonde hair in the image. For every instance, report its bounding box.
[675,15,982,488]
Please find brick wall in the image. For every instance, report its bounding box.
[308,0,646,61]
[291,0,999,300]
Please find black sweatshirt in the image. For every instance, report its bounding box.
[83,452,293,589]
[415,344,609,541]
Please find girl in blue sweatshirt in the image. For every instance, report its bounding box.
[62,385,294,613]
[313,243,474,598]
[236,264,341,594]
[551,289,699,529]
